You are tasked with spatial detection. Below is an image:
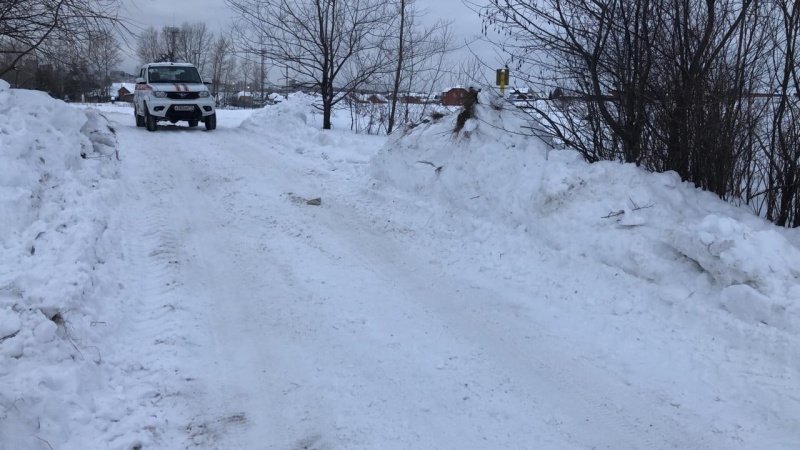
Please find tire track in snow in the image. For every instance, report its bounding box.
[118,191,195,445]
[170,130,339,449]
[115,123,323,448]
[113,123,236,448]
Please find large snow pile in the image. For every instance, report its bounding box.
[238,92,385,176]
[371,90,800,334]
[0,80,126,449]
[239,92,320,138]
[238,92,345,157]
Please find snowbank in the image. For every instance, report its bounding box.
[0,81,125,449]
[370,93,551,228]
[669,215,800,329]
[370,90,800,334]
[238,92,348,153]
[239,92,319,138]
[237,92,384,180]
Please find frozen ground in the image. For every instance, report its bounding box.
[1,81,799,449]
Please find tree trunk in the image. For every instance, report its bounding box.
[387,0,406,135]
[323,100,333,129]
[322,78,334,129]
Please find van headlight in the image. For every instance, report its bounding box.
[153,91,166,98]
[199,91,210,98]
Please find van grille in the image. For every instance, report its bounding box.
[166,92,200,100]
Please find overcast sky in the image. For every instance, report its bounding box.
[119,0,501,84]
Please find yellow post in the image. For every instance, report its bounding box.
[496,67,509,96]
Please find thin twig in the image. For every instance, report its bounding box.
[34,436,54,450]
[602,200,654,219]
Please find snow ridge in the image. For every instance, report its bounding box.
[0,85,125,449]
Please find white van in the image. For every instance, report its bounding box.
[134,62,216,131]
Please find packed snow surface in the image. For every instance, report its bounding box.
[1,81,799,449]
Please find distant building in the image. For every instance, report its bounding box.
[351,92,388,104]
[111,83,136,102]
[236,91,255,108]
[399,94,423,104]
[508,86,532,100]
[441,87,469,106]
[116,85,131,101]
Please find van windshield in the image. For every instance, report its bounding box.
[148,66,202,84]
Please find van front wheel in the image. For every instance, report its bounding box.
[135,106,145,127]
[204,113,216,131]
[145,106,157,132]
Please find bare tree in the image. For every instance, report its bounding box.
[175,22,213,73]
[648,0,764,197]
[475,0,661,163]
[762,0,800,226]
[135,26,167,64]
[238,55,255,105]
[0,0,122,77]
[387,0,409,134]
[479,0,771,209]
[227,0,394,129]
[208,35,236,98]
[449,54,485,89]
[87,29,122,101]
[386,0,454,134]
[135,23,212,69]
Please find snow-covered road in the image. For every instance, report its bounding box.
[6,85,796,449]
[98,103,792,450]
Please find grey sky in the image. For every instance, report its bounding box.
[119,0,501,81]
